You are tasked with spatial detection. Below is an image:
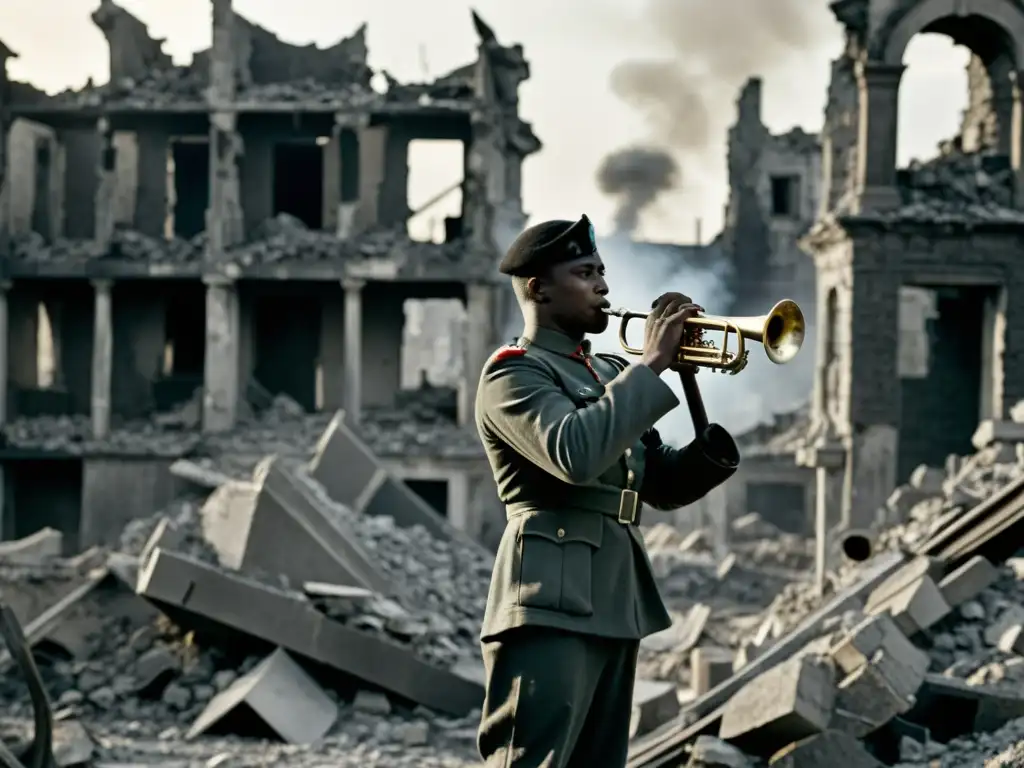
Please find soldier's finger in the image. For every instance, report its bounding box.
[648,294,674,316]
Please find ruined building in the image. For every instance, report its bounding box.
[703,80,822,538]
[0,1,540,551]
[720,78,823,316]
[799,0,1024,539]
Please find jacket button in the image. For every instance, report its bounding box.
[557,528,566,538]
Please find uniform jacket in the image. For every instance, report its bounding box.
[475,326,741,643]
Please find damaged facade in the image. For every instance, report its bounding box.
[0,1,541,550]
[707,80,824,537]
[799,0,1024,551]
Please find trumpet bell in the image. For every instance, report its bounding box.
[730,299,806,365]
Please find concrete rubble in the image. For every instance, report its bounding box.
[628,404,1024,766]
[0,411,493,766]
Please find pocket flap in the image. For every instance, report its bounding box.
[520,510,603,548]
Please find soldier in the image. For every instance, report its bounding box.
[475,214,741,767]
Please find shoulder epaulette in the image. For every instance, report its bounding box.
[491,340,530,364]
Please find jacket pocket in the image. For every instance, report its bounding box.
[515,510,604,616]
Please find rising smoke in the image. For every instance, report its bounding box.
[589,240,816,446]
[597,147,680,234]
[584,0,830,441]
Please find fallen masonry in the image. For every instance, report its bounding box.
[628,404,1024,766]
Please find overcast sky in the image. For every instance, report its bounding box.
[0,0,971,243]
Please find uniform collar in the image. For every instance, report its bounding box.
[522,325,591,358]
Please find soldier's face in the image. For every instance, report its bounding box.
[546,255,610,335]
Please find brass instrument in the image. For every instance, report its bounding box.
[839,530,873,563]
[601,299,806,374]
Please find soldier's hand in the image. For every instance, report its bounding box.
[641,292,703,375]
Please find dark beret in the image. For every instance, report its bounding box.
[498,214,597,276]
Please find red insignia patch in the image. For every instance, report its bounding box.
[492,345,527,363]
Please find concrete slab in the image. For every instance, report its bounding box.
[137,548,483,716]
[938,555,999,609]
[864,556,945,614]
[200,460,391,596]
[0,527,62,564]
[630,679,680,739]
[187,648,338,744]
[718,655,835,756]
[768,730,882,767]
[309,412,491,561]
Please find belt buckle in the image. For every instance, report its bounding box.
[617,489,640,525]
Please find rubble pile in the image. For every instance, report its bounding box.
[895,147,1024,222]
[49,66,207,108]
[237,79,378,106]
[0,412,494,764]
[631,411,1024,766]
[225,214,492,275]
[9,228,204,265]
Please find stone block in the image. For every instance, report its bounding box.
[832,662,914,737]
[718,655,835,756]
[938,555,999,609]
[984,604,1024,646]
[885,486,930,519]
[867,575,950,637]
[0,527,62,564]
[829,614,930,698]
[691,646,734,696]
[864,557,945,614]
[768,730,883,767]
[687,735,752,767]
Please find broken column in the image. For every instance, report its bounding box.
[342,278,363,423]
[94,118,116,251]
[460,283,496,426]
[201,0,243,432]
[797,438,845,595]
[852,61,904,213]
[90,279,113,438]
[202,277,240,432]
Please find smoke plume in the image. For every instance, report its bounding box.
[596,147,680,234]
[608,0,833,157]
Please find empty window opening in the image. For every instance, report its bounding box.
[769,175,799,217]
[31,137,52,237]
[407,140,464,243]
[746,481,806,534]
[36,302,58,388]
[163,297,206,377]
[898,34,971,165]
[253,293,321,412]
[405,479,448,517]
[401,298,465,389]
[9,459,82,552]
[898,286,987,480]
[169,139,210,239]
[273,141,325,229]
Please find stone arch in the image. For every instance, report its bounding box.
[881,0,1024,67]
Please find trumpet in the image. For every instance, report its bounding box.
[601,299,806,374]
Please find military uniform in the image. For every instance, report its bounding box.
[474,215,741,767]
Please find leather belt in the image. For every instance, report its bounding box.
[505,486,643,526]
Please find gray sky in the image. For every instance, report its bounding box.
[0,0,971,243]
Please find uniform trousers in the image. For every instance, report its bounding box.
[477,625,641,767]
